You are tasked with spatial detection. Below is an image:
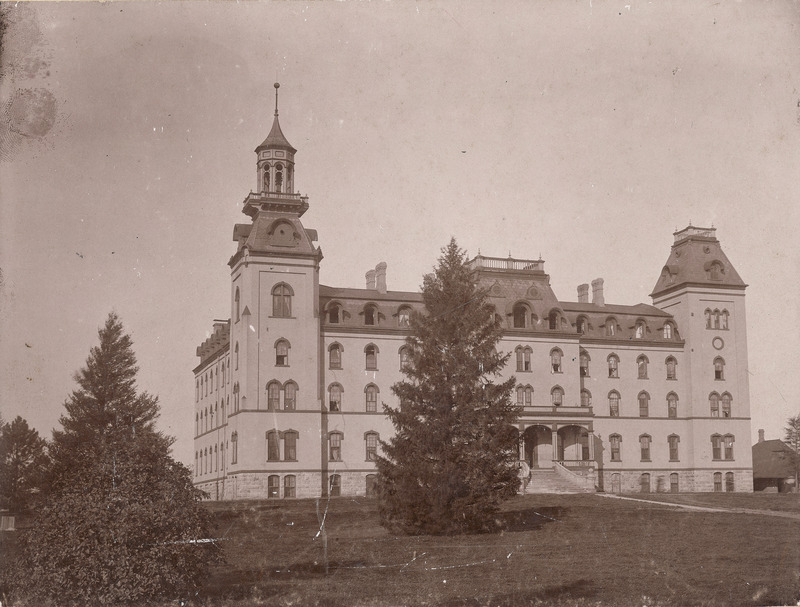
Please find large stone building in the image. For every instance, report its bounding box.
[193,91,753,499]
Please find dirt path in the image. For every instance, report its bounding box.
[596,493,800,521]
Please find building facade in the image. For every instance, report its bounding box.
[193,96,753,498]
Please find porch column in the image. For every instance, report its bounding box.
[588,430,595,461]
[551,424,559,462]
[518,424,525,460]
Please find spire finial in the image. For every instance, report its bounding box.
[274,82,280,117]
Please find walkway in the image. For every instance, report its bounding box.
[596,493,800,521]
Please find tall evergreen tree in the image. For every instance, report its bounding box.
[0,415,50,512]
[17,313,219,605]
[377,238,520,535]
[50,312,164,478]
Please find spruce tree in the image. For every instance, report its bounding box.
[17,313,219,605]
[0,415,50,512]
[377,238,520,535]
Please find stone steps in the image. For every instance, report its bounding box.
[525,468,593,494]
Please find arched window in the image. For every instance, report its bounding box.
[365,344,378,370]
[609,434,622,461]
[205,373,208,396]
[634,320,646,339]
[516,386,525,406]
[668,434,680,461]
[366,474,378,497]
[713,472,722,492]
[551,386,564,406]
[711,434,722,460]
[399,346,411,370]
[275,339,290,366]
[284,475,296,498]
[608,391,620,417]
[364,304,378,326]
[548,310,559,330]
[723,434,734,460]
[195,380,199,403]
[328,432,343,462]
[329,384,343,412]
[580,389,592,408]
[639,434,651,461]
[640,473,651,493]
[576,316,588,335]
[329,474,341,497]
[605,318,617,337]
[607,354,619,378]
[580,351,590,377]
[365,384,379,413]
[398,306,411,327]
[512,303,528,328]
[267,381,281,411]
[714,357,725,380]
[611,473,621,493]
[231,431,238,464]
[670,473,679,493]
[638,391,649,417]
[235,342,239,370]
[707,261,724,281]
[721,392,731,418]
[235,287,240,322]
[274,163,283,193]
[637,355,649,379]
[195,413,199,436]
[284,382,297,411]
[365,431,379,461]
[268,474,280,498]
[550,348,563,373]
[524,385,533,406]
[194,452,198,476]
[284,431,298,461]
[713,309,721,329]
[705,309,712,329]
[667,392,678,418]
[329,343,342,369]
[221,363,225,386]
[272,283,293,317]
[263,165,270,192]
[709,392,720,417]
[516,346,532,372]
[666,357,677,380]
[266,430,280,461]
[663,323,673,339]
[721,310,729,330]
[328,304,341,324]
[725,472,734,492]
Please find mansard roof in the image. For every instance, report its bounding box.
[561,301,671,317]
[320,285,423,303]
[651,226,746,297]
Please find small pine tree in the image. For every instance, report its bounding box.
[0,415,50,512]
[377,238,520,535]
[18,313,220,605]
[784,413,800,494]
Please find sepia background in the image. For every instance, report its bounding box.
[1,1,798,466]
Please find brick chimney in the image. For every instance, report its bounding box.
[375,262,387,295]
[366,269,376,290]
[591,278,605,306]
[577,283,589,303]
[758,429,765,443]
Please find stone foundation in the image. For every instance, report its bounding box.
[198,471,378,500]
[600,469,753,494]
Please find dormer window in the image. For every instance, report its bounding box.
[512,303,529,329]
[707,261,724,281]
[634,320,647,339]
[663,323,673,339]
[364,305,377,326]
[328,304,340,324]
[398,306,411,327]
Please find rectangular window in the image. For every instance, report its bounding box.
[284,433,297,461]
[610,437,621,462]
[268,475,279,498]
[670,473,679,493]
[329,474,341,497]
[329,434,342,461]
[284,475,296,498]
[640,436,651,461]
[713,472,722,492]
[284,384,296,411]
[712,437,722,460]
[366,434,378,461]
[669,436,679,461]
[724,437,734,460]
[267,433,280,461]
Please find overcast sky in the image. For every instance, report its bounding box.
[1,1,798,465]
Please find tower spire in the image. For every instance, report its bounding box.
[274,82,280,117]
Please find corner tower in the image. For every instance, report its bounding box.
[225,84,324,499]
[651,226,752,491]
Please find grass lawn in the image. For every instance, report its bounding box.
[201,493,800,607]
[624,491,800,513]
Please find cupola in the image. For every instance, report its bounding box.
[255,83,297,196]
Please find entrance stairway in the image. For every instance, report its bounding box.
[525,467,593,494]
